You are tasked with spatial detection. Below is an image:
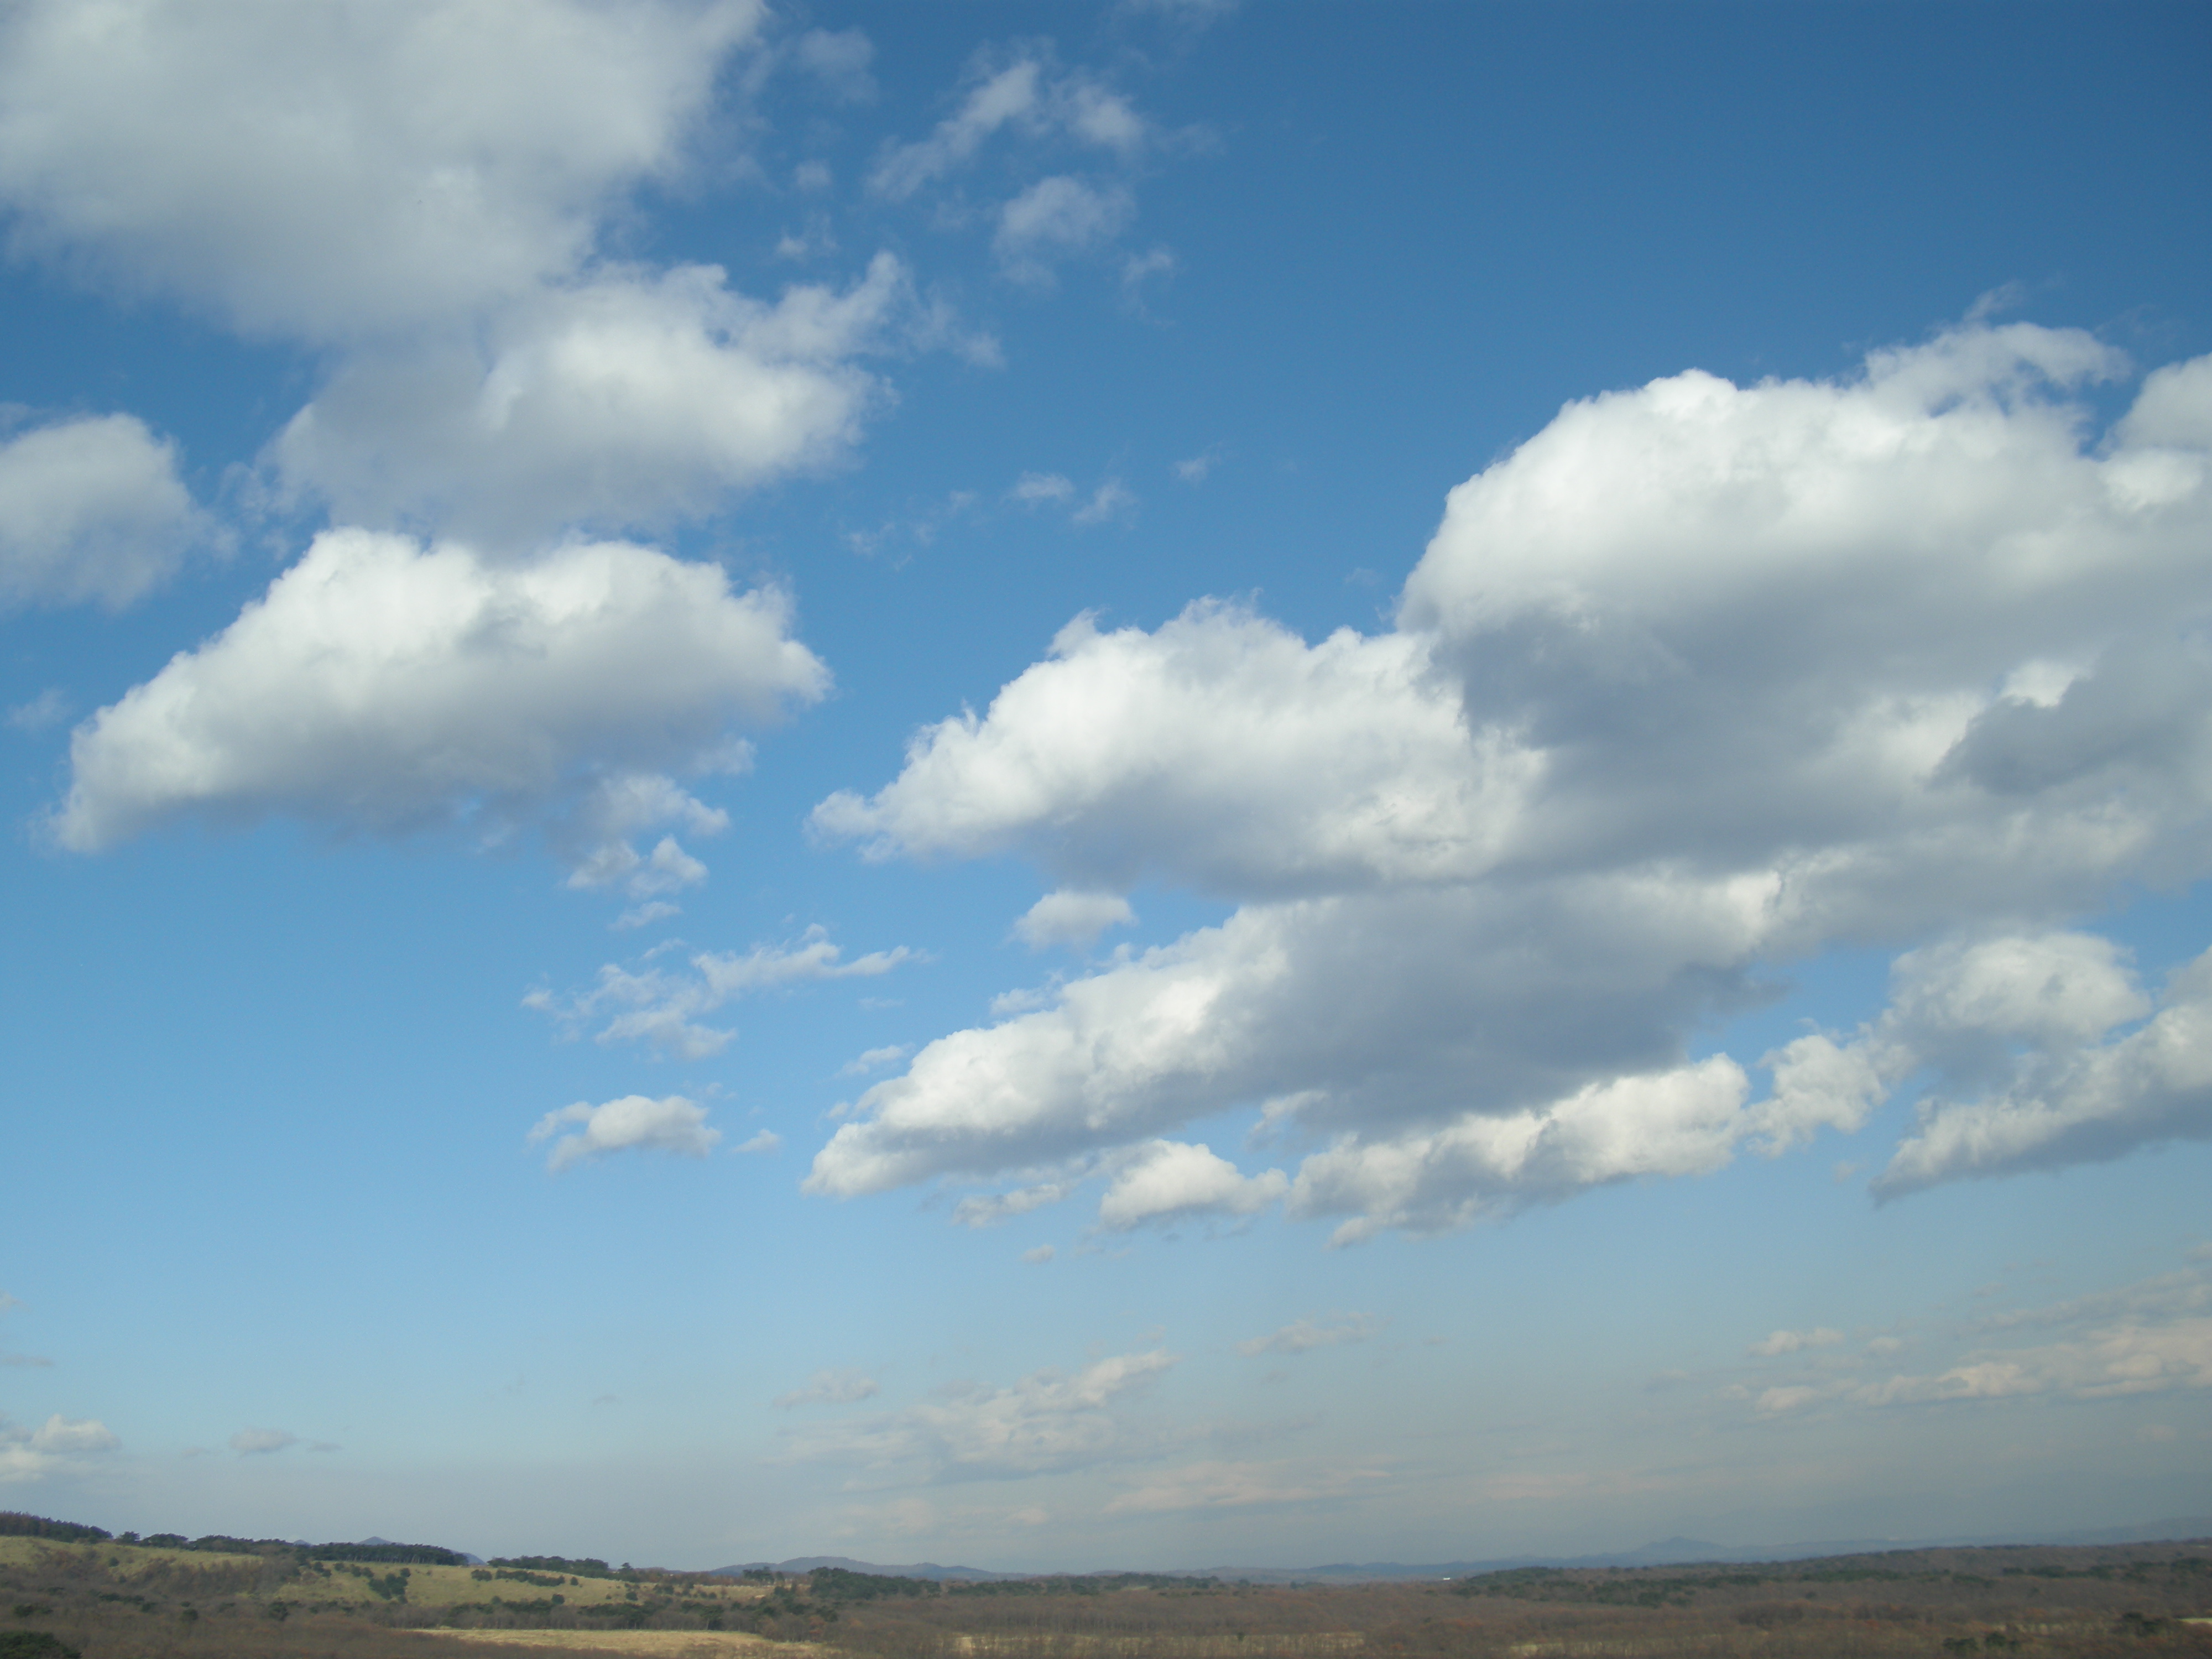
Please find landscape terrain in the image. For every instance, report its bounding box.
[4,1514,2210,1658]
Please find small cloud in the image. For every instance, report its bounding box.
[1,1353,53,1369]
[306,1440,341,1453]
[1171,452,1215,484]
[1748,1327,1846,1358]
[1009,471,1075,505]
[794,160,833,192]
[791,27,875,103]
[1237,1313,1382,1357]
[1021,1245,1056,1264]
[1832,1161,1861,1182]
[1123,246,1175,295]
[0,1292,18,1313]
[734,1129,782,1156]
[1097,1140,1285,1229]
[2140,1423,2178,1442]
[591,1394,621,1408]
[839,1044,910,1077]
[6,688,69,733]
[612,901,680,931]
[1015,890,1135,948]
[229,1427,297,1455]
[1755,1385,1827,1416]
[989,985,1054,1016]
[774,1369,880,1408]
[1867,1335,1906,1355]
[1073,479,1135,526]
[528,1094,720,1173]
[955,1182,1074,1227]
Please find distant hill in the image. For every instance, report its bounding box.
[712,1516,2212,1587]
[1179,1516,2212,1583]
[713,1556,1019,1582]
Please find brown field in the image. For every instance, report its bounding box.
[4,1532,2210,1659]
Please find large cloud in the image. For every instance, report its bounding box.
[268,255,914,546]
[812,325,2212,1237]
[0,1,931,546]
[0,414,209,608]
[54,528,826,878]
[0,0,763,340]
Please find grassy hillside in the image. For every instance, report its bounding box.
[2,1516,2209,1658]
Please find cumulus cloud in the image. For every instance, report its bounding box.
[0,414,212,608]
[0,3,938,545]
[53,530,826,883]
[0,0,766,340]
[811,324,2212,1238]
[528,925,916,1058]
[1875,942,2212,1195]
[780,1349,1174,1481]
[1014,889,1135,948]
[0,1414,119,1483]
[774,1369,881,1408]
[528,1093,719,1172]
[1237,1313,1382,1357]
[269,255,912,545]
[1096,1140,1287,1230]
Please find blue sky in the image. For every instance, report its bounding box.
[3,0,2210,1573]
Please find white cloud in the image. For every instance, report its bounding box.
[1072,478,1135,525]
[529,925,916,1058]
[774,1369,880,1408]
[1008,471,1076,505]
[54,529,826,883]
[840,1044,911,1077]
[1096,1140,1287,1230]
[994,176,1133,282]
[0,414,210,608]
[780,1349,1175,1481]
[812,604,1507,892]
[1237,1313,1382,1357]
[0,0,766,340]
[1172,451,1215,484]
[789,27,874,105]
[228,1427,298,1456]
[1,1414,119,1483]
[1014,889,1134,948]
[734,1129,782,1155]
[811,324,2212,1235]
[1748,1327,1845,1358]
[7,688,70,733]
[528,1093,719,1172]
[869,56,1146,202]
[269,257,910,545]
[1876,943,2212,1194]
[1021,1244,1055,1264]
[0,4,943,548]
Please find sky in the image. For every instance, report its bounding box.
[3,0,2211,1574]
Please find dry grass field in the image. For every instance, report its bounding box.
[4,1529,2210,1659]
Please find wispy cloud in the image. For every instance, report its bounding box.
[1237,1313,1383,1357]
[528,926,916,1058]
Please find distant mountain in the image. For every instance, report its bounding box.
[712,1556,1018,1582]
[1181,1516,2212,1583]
